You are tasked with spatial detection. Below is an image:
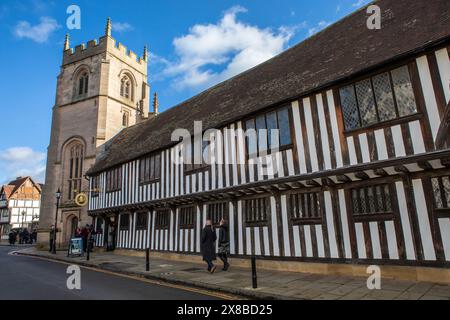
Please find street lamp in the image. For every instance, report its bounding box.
[52,188,61,254]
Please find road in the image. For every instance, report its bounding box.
[0,246,218,300]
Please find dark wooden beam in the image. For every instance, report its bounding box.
[394,165,409,173]
[373,168,388,177]
[336,175,351,183]
[305,180,320,187]
[355,171,370,180]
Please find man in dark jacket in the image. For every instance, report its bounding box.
[218,219,230,271]
[201,220,217,273]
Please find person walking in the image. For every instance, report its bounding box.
[200,220,217,273]
[81,225,89,252]
[218,219,230,271]
[49,225,55,252]
[8,230,16,246]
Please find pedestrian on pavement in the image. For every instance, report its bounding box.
[107,224,115,251]
[75,227,82,238]
[81,225,89,252]
[31,229,37,244]
[8,230,16,245]
[201,219,217,273]
[218,219,230,271]
[22,228,30,244]
[49,225,55,252]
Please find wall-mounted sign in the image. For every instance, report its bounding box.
[75,193,88,207]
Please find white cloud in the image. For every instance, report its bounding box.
[159,6,296,91]
[112,22,134,33]
[14,16,60,43]
[308,21,331,36]
[0,147,46,184]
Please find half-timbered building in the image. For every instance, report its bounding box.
[0,177,42,239]
[86,0,450,277]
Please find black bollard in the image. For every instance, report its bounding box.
[251,255,257,289]
[146,248,150,271]
[86,244,90,261]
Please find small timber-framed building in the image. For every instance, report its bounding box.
[86,0,450,278]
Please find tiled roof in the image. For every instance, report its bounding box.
[87,0,450,175]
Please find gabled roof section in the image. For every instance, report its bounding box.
[2,176,42,199]
[87,0,450,176]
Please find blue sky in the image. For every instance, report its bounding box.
[0,0,371,184]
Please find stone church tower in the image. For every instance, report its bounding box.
[38,19,151,246]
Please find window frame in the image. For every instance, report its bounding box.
[338,62,422,135]
[242,197,270,226]
[184,138,210,174]
[243,105,294,159]
[287,190,323,225]
[139,152,161,185]
[135,211,148,230]
[179,206,196,229]
[119,213,130,230]
[105,166,122,193]
[206,202,228,227]
[429,174,450,217]
[349,183,395,221]
[155,209,170,230]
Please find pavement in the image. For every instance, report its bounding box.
[15,246,450,300]
[0,246,225,300]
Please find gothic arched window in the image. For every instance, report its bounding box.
[120,75,133,101]
[122,111,129,127]
[78,72,89,96]
[65,142,84,201]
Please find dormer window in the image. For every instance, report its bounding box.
[120,75,133,101]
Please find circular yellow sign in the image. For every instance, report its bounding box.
[75,193,88,207]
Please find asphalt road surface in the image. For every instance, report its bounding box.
[0,246,218,300]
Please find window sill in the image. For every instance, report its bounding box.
[353,212,394,222]
[184,166,209,175]
[244,221,269,227]
[105,190,121,194]
[247,144,293,160]
[291,217,322,225]
[435,208,450,218]
[344,113,422,136]
[139,179,161,186]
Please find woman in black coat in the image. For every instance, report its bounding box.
[201,220,217,273]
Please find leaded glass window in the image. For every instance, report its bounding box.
[431,176,450,209]
[373,72,396,121]
[391,66,417,117]
[339,64,418,131]
[245,106,292,157]
[351,184,393,215]
[340,85,360,130]
[356,79,378,126]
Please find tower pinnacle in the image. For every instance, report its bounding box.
[143,45,148,62]
[153,92,159,114]
[63,33,70,51]
[105,17,112,37]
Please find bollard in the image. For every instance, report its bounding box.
[251,255,257,289]
[86,243,90,261]
[146,248,150,271]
